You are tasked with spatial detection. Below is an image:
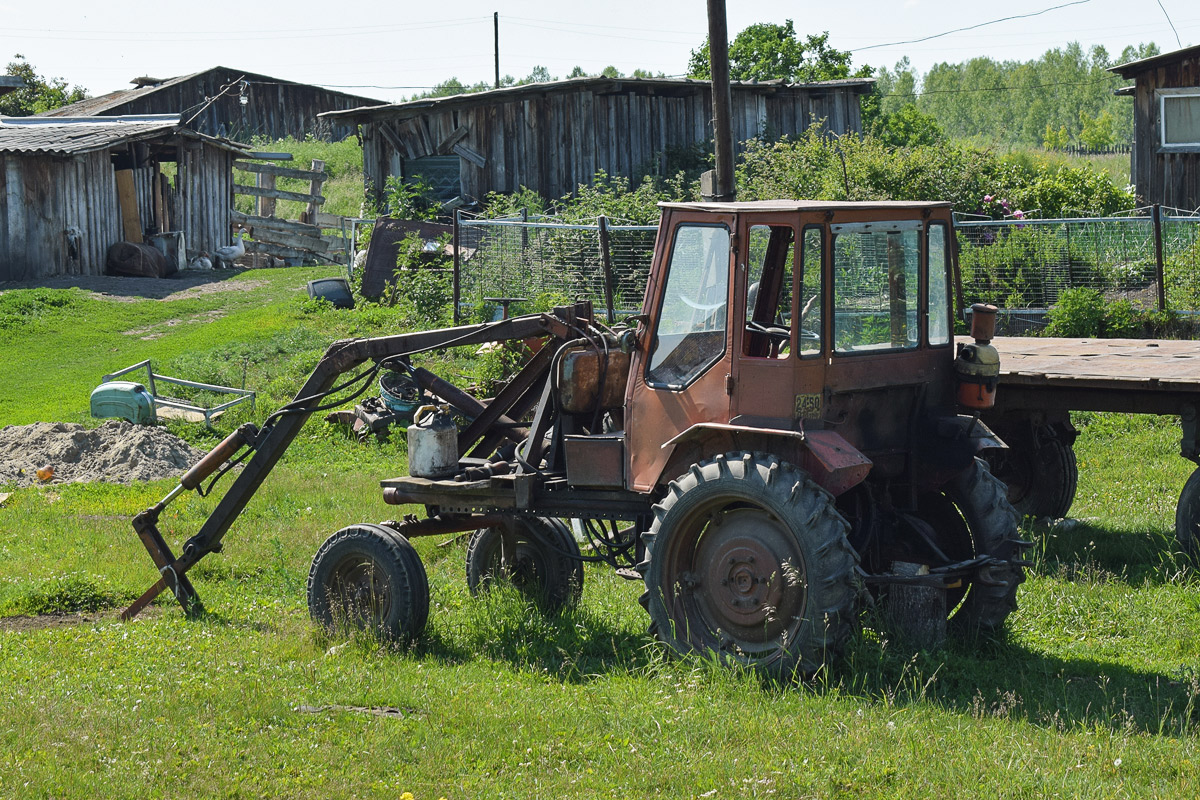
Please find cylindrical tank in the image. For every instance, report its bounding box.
[407,405,458,478]
[955,303,1001,410]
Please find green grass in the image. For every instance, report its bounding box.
[2,276,1199,797]
[236,136,367,221]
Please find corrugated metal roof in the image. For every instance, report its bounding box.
[320,75,876,123]
[0,114,243,155]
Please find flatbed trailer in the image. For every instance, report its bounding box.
[969,335,1200,557]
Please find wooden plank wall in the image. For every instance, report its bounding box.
[1132,56,1200,211]
[108,68,371,142]
[361,84,867,202]
[0,151,120,281]
[174,143,234,254]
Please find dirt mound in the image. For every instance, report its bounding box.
[0,421,204,488]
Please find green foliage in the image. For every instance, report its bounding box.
[688,22,863,83]
[1045,287,1106,336]
[382,175,439,220]
[0,287,82,329]
[735,126,1134,219]
[0,54,87,116]
[906,42,1150,147]
[484,170,691,224]
[869,103,946,148]
[380,233,454,326]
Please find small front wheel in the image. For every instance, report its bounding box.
[307,523,429,644]
[466,516,584,612]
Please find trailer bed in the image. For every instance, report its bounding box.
[972,337,1200,417]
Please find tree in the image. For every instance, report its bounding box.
[0,55,87,116]
[687,21,859,83]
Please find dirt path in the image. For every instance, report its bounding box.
[0,268,269,302]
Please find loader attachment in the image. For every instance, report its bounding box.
[120,305,591,620]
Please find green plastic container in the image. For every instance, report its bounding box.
[90,381,157,424]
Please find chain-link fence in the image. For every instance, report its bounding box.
[955,210,1200,312]
[455,215,657,322]
[453,210,1200,324]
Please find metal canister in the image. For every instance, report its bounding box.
[955,303,1000,409]
[407,404,458,478]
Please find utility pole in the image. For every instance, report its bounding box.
[494,12,501,89]
[702,0,735,201]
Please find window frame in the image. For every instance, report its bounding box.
[925,221,953,348]
[644,222,732,390]
[1158,88,1200,151]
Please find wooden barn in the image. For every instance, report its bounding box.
[0,115,246,281]
[39,66,384,142]
[320,76,874,203]
[1111,45,1200,212]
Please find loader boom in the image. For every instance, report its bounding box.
[122,307,585,620]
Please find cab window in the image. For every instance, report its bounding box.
[647,224,731,388]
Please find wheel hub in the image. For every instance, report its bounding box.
[692,508,805,639]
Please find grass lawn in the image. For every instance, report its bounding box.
[1,270,1198,798]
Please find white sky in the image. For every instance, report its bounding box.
[2,0,1195,104]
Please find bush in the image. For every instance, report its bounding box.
[1045,287,1105,337]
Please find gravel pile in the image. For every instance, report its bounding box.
[0,421,205,488]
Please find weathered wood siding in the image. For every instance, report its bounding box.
[0,151,120,281]
[98,68,372,142]
[360,84,865,203]
[1131,54,1200,211]
[0,141,234,281]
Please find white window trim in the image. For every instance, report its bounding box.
[1158,87,1200,151]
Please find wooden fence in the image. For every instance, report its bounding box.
[231,157,350,265]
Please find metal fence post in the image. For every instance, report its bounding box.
[452,209,461,324]
[1154,204,1166,312]
[598,215,616,323]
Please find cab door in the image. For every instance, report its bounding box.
[731,219,828,427]
[625,213,736,492]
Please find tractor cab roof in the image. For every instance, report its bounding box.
[658,199,953,214]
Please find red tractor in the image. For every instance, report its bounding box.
[125,200,1027,676]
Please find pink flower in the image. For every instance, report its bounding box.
[1001,199,1010,209]
[1013,209,1025,219]
[983,194,993,203]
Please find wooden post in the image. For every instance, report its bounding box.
[453,209,462,324]
[305,159,326,223]
[114,168,142,242]
[152,162,166,234]
[706,0,735,201]
[598,215,616,323]
[494,12,500,89]
[1154,204,1166,311]
[257,172,277,218]
[521,206,528,250]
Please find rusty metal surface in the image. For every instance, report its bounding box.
[564,434,625,487]
[558,348,630,413]
[980,336,1200,390]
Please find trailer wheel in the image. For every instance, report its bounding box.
[1174,468,1200,563]
[986,425,1077,519]
[307,523,429,644]
[638,452,860,678]
[917,458,1026,633]
[466,517,584,612]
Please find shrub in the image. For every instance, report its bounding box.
[1045,287,1105,337]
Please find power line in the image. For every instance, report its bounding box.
[1156,0,1184,49]
[884,75,1119,98]
[852,0,1093,52]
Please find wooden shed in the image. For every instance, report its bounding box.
[39,66,384,143]
[320,76,874,203]
[1111,45,1200,212]
[1,115,247,281]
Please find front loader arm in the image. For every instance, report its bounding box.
[122,308,581,621]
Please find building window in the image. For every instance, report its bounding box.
[1160,89,1200,148]
[404,155,461,200]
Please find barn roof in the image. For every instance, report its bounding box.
[0,114,247,155]
[320,75,876,123]
[0,76,25,97]
[37,65,385,117]
[1109,44,1200,78]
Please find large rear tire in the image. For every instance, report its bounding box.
[986,424,1078,519]
[307,523,429,644]
[1174,468,1200,563]
[466,516,584,612]
[639,452,860,677]
[920,458,1026,633]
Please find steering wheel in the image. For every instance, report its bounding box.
[746,320,790,342]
